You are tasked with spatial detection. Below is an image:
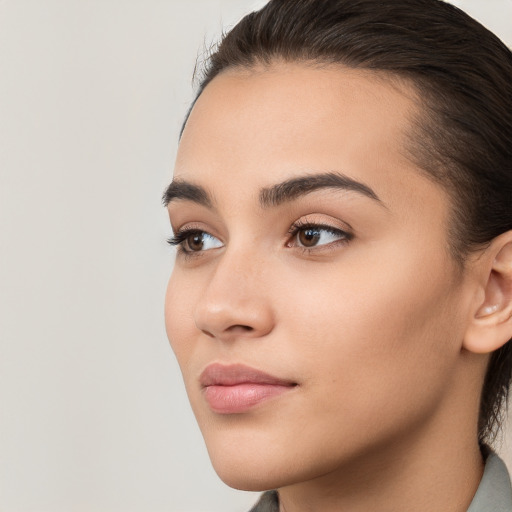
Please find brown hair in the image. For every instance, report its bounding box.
[182,0,512,445]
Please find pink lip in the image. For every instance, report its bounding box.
[200,363,297,414]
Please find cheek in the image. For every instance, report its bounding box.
[281,245,464,427]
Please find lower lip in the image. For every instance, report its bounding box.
[203,383,294,414]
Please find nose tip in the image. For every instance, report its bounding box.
[193,292,274,342]
[192,246,276,342]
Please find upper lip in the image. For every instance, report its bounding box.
[200,363,296,387]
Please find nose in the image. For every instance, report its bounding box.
[193,249,275,342]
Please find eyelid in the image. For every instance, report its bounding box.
[288,214,353,236]
[169,220,220,241]
[170,220,210,234]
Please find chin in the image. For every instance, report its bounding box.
[203,426,346,493]
[214,468,277,492]
[210,455,297,492]
[205,440,280,491]
[202,429,302,491]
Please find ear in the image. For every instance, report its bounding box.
[463,231,512,354]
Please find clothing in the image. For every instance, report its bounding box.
[468,452,512,512]
[248,452,512,512]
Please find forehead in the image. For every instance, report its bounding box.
[174,63,444,215]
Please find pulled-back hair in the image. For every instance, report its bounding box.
[183,0,512,445]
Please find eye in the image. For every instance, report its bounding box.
[168,229,223,254]
[288,223,352,249]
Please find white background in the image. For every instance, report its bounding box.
[1,1,511,511]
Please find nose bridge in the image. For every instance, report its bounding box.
[193,244,274,339]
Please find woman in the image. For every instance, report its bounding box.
[163,0,512,510]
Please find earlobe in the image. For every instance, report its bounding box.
[463,232,512,354]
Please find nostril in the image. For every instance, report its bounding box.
[200,329,216,338]
[229,325,254,333]
[199,325,254,339]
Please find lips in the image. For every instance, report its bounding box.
[200,363,297,414]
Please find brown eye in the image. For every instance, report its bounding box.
[290,224,352,249]
[185,233,205,251]
[167,229,223,254]
[298,228,321,247]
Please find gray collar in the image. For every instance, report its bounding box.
[249,453,512,512]
[467,452,512,511]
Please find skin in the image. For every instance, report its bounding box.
[165,63,512,512]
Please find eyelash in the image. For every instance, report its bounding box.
[167,221,353,256]
[167,229,214,256]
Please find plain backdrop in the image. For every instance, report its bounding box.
[1,1,512,511]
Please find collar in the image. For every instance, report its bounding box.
[467,452,512,511]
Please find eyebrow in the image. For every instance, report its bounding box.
[162,180,212,208]
[259,172,382,207]
[162,171,383,208]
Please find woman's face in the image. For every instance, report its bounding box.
[165,64,476,490]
